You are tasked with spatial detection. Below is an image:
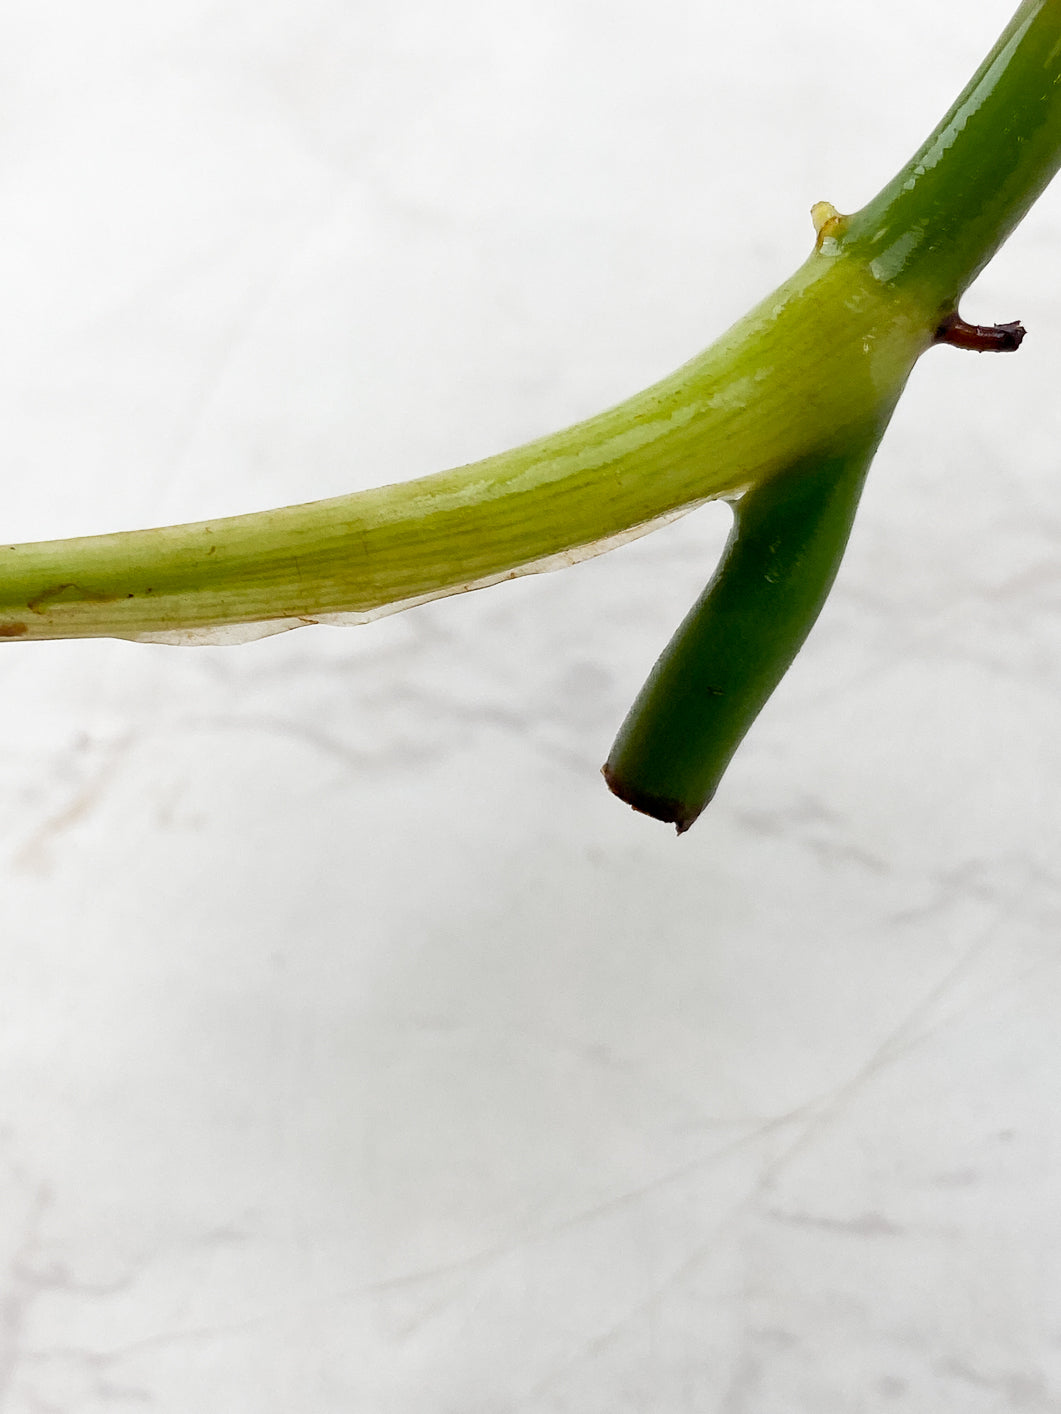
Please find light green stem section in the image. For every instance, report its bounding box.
[0,256,928,642]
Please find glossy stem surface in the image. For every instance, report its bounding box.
[843,0,1061,308]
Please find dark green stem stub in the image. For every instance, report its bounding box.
[603,434,880,832]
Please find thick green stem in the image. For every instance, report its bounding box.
[603,430,880,832]
[843,0,1061,308]
[0,256,928,642]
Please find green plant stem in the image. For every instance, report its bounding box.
[843,0,1061,309]
[603,430,879,832]
[1,0,1059,646]
[0,258,928,642]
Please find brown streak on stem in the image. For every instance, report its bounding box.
[600,763,705,835]
[934,311,1026,351]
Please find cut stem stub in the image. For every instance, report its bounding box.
[934,312,1026,351]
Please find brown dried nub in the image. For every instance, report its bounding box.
[600,763,706,835]
[934,312,1026,352]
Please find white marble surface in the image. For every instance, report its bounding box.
[1,1,1060,1409]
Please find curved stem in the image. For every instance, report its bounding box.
[0,254,928,642]
[602,0,1061,827]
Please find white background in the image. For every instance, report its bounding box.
[1,2,1060,1409]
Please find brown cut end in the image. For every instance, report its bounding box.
[934,312,1026,352]
[601,762,709,835]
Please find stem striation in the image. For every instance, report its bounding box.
[0,255,929,642]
